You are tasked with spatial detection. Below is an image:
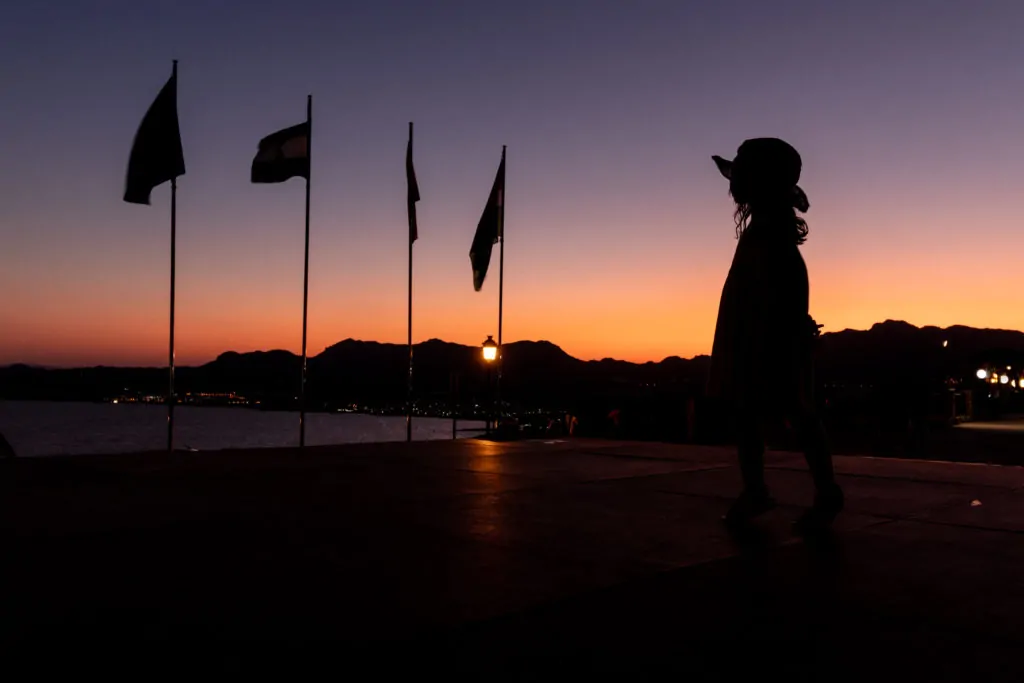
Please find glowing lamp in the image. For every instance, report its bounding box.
[976,369,988,380]
[1000,375,1009,385]
[482,335,498,363]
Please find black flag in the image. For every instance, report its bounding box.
[251,122,310,183]
[469,155,505,291]
[124,70,185,205]
[407,128,420,243]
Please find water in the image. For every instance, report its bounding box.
[0,401,485,457]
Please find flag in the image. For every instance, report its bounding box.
[251,122,310,183]
[469,155,504,291]
[124,69,185,205]
[406,128,420,243]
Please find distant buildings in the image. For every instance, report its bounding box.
[109,392,249,406]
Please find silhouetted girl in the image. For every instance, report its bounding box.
[708,138,843,531]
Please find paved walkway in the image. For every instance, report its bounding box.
[3,439,1024,679]
[959,416,1024,432]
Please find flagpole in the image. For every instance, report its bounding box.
[167,59,178,453]
[496,145,506,433]
[406,121,415,443]
[300,94,312,448]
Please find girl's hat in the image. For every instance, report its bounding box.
[712,138,809,212]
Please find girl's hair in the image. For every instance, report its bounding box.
[733,200,808,245]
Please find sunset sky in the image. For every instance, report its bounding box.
[2,0,1023,367]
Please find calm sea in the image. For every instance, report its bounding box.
[0,401,485,457]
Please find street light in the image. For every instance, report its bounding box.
[977,369,989,380]
[482,335,498,363]
[482,336,498,434]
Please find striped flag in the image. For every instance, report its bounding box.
[251,122,309,183]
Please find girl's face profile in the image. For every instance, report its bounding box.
[728,158,753,204]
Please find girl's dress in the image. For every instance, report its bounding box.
[707,219,816,414]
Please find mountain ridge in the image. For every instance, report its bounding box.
[2,321,1023,411]
[9,320,1024,372]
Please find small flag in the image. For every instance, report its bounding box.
[469,154,505,291]
[251,122,310,183]
[124,68,185,205]
[407,126,420,243]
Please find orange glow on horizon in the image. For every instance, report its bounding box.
[4,224,1024,367]
[5,285,1023,368]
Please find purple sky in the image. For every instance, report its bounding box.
[2,0,1023,366]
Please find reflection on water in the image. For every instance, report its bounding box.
[0,401,485,457]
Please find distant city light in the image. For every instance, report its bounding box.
[1000,375,1009,385]
[942,340,948,347]
[976,369,988,380]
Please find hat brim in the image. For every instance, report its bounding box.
[712,155,732,180]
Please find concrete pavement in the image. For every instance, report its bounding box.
[3,438,1024,679]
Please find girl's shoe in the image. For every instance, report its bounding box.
[723,487,777,526]
[794,483,844,533]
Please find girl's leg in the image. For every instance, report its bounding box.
[792,410,844,530]
[736,403,768,494]
[792,411,835,490]
[724,402,775,524]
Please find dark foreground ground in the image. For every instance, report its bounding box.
[3,437,1024,680]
